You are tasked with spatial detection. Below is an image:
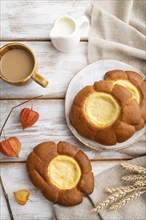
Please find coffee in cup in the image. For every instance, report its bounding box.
[0,43,48,87]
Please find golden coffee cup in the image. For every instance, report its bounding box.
[0,43,48,87]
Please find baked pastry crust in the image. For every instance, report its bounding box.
[105,70,146,130]
[27,141,94,206]
[70,80,143,145]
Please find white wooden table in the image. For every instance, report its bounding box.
[0,1,137,219]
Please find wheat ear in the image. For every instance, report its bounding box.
[121,161,146,175]
[134,180,146,187]
[121,174,146,182]
[108,190,146,211]
[106,185,142,194]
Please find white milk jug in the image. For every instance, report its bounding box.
[50,15,89,53]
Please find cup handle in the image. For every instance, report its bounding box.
[32,72,49,88]
[78,16,89,29]
[0,56,2,78]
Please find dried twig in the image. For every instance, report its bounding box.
[0,176,14,220]
[121,161,146,175]
[0,95,42,136]
[108,190,146,211]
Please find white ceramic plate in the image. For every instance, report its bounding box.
[65,60,146,151]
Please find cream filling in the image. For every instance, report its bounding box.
[48,155,81,190]
[113,79,141,104]
[84,92,121,127]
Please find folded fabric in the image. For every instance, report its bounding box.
[87,0,146,74]
[53,156,146,220]
[86,0,146,156]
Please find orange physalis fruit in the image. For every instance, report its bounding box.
[0,137,21,157]
[13,189,30,205]
[20,108,39,129]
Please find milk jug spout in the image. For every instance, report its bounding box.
[49,28,61,40]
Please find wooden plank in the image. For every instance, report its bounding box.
[0,41,88,99]
[0,161,117,220]
[0,99,131,162]
[1,0,90,41]
[0,163,53,220]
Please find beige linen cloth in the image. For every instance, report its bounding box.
[87,0,146,74]
[53,156,146,220]
[86,0,146,156]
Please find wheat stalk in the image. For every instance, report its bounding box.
[108,190,146,211]
[121,161,146,175]
[92,187,132,213]
[121,174,146,182]
[92,161,146,213]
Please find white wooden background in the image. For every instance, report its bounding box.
[0,1,142,220]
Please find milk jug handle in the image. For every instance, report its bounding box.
[78,16,89,29]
